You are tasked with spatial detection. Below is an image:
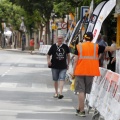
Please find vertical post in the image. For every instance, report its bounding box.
[76,7,79,22]
[67,15,69,32]
[117,15,120,47]
[20,16,26,51]
[51,16,54,45]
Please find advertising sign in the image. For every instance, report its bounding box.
[92,0,116,43]
[80,6,89,23]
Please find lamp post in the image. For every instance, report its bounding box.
[20,16,26,51]
[51,11,56,45]
[74,0,83,22]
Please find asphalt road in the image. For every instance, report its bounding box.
[0,50,93,120]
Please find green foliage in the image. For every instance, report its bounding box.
[54,1,74,17]
[0,0,116,38]
[0,0,26,31]
[10,0,54,30]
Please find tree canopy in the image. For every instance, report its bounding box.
[0,0,116,42]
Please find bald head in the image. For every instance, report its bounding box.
[57,35,64,45]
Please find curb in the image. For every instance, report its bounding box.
[1,48,40,55]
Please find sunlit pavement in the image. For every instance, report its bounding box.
[0,50,93,120]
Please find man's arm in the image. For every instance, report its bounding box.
[105,46,120,52]
[67,53,70,69]
[73,55,78,75]
[47,55,52,66]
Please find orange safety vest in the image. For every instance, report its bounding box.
[74,42,100,76]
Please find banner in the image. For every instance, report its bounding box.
[92,0,116,43]
[67,0,94,53]
[86,1,106,34]
[68,20,81,46]
[65,13,75,43]
[88,69,120,120]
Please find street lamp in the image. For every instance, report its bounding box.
[51,10,57,45]
[20,16,26,51]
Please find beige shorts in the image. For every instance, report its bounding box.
[29,46,34,51]
[75,76,93,94]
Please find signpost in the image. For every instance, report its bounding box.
[115,0,120,47]
[61,22,67,29]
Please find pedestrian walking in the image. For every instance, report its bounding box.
[29,38,34,54]
[96,34,108,67]
[72,32,120,117]
[5,36,8,47]
[47,35,70,99]
[22,34,26,51]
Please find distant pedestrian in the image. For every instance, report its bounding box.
[96,34,107,67]
[22,34,26,51]
[47,35,70,99]
[29,38,34,54]
[5,36,8,47]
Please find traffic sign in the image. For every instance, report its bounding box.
[61,22,67,29]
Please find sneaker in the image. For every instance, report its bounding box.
[75,109,80,115]
[58,94,64,99]
[77,111,86,117]
[53,94,58,98]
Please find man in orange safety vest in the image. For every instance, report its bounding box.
[72,32,120,117]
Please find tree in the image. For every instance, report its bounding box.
[10,0,54,44]
[9,0,117,45]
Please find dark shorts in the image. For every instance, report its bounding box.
[30,46,34,51]
[51,69,67,81]
[75,76,93,94]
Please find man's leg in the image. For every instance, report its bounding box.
[54,81,58,95]
[58,69,66,99]
[75,76,86,116]
[59,80,64,95]
[78,92,85,112]
[52,69,59,97]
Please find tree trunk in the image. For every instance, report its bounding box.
[40,25,43,41]
[45,19,50,45]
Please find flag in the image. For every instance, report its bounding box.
[92,0,116,43]
[86,0,116,43]
[86,1,106,33]
[65,13,76,43]
[68,0,94,49]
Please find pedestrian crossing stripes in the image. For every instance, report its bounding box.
[0,82,69,93]
[1,63,11,66]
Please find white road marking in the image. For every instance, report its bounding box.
[18,64,27,67]
[35,64,45,67]
[1,63,11,66]
[0,83,17,88]
[1,74,5,77]
[0,83,68,92]
[42,74,51,76]
[0,109,75,114]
